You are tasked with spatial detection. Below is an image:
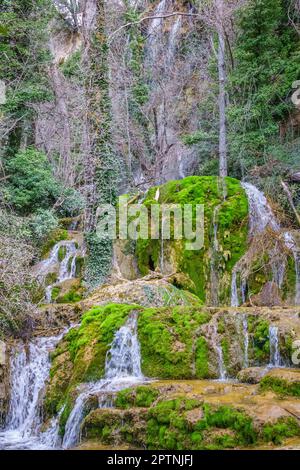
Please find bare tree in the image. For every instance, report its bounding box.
[53,0,83,30]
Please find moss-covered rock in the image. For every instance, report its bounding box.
[133,176,248,305]
[260,369,300,397]
[83,277,201,310]
[81,385,300,450]
[44,304,140,419]
[138,306,211,379]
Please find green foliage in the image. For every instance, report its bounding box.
[253,319,270,363]
[260,376,300,397]
[0,0,54,157]
[262,417,300,444]
[228,0,300,176]
[60,50,82,82]
[27,209,58,243]
[84,232,113,289]
[4,148,59,214]
[56,187,85,218]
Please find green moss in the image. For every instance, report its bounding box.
[45,272,58,286]
[260,376,300,397]
[41,229,68,258]
[81,392,300,449]
[253,319,270,363]
[56,282,85,304]
[58,245,67,262]
[138,306,211,379]
[282,256,296,301]
[221,338,230,369]
[115,386,159,409]
[200,404,257,446]
[146,400,256,450]
[195,337,209,379]
[75,256,85,278]
[135,176,248,304]
[51,286,61,301]
[262,417,300,445]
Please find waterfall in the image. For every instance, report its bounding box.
[231,182,280,305]
[231,269,239,307]
[269,326,281,367]
[216,342,227,381]
[40,240,79,303]
[0,328,73,450]
[167,15,181,64]
[284,232,300,305]
[146,0,169,66]
[62,313,144,449]
[210,323,227,381]
[241,182,280,236]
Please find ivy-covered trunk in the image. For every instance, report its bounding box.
[82,0,118,287]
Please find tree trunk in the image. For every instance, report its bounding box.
[216,0,227,178]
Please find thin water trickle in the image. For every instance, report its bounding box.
[269,326,281,367]
[231,269,239,307]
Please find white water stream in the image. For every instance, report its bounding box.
[40,240,79,303]
[0,327,73,450]
[62,313,144,449]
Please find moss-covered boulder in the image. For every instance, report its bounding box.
[131,176,249,305]
[83,277,201,310]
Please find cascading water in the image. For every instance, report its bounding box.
[208,323,227,381]
[241,182,280,236]
[62,313,144,449]
[146,0,169,66]
[231,269,239,307]
[40,240,79,303]
[269,326,281,367]
[0,328,73,450]
[231,182,281,306]
[167,15,181,64]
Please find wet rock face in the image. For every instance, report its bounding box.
[250,282,282,307]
